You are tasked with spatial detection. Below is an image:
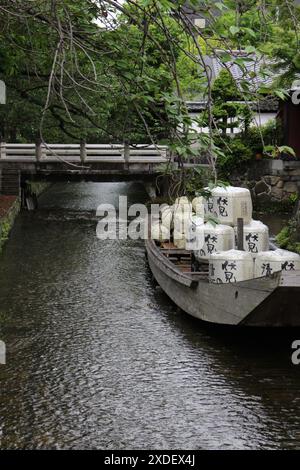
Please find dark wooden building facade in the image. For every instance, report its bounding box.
[280,96,300,159]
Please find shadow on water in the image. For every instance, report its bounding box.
[151,273,300,362]
[151,283,300,423]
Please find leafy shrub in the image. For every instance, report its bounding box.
[276,218,300,254]
[215,118,285,177]
[216,137,253,177]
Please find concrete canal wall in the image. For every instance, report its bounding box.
[0,196,20,254]
[0,181,51,254]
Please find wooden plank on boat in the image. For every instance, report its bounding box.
[166,255,191,260]
[161,249,191,256]
[161,242,176,249]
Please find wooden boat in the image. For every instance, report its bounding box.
[145,238,300,327]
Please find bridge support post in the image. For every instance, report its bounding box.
[80,139,87,163]
[35,139,46,161]
[0,141,6,159]
[124,141,130,163]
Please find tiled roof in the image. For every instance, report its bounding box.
[185,52,279,112]
[203,53,274,91]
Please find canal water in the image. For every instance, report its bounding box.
[0,182,300,450]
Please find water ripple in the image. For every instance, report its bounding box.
[0,183,300,449]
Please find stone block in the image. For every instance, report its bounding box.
[281,176,291,182]
[263,175,272,184]
[276,180,284,188]
[271,187,283,200]
[255,179,271,195]
[283,181,298,193]
[247,180,256,189]
[270,160,284,172]
[256,192,271,204]
[270,176,280,185]
[289,169,300,176]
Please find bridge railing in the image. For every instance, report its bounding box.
[0,142,169,163]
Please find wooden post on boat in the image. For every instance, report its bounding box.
[237,217,244,251]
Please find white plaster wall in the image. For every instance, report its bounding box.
[187,112,276,135]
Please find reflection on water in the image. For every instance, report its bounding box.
[0,182,300,450]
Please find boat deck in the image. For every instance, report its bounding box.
[159,242,209,278]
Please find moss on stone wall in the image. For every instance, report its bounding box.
[0,198,20,254]
[26,181,51,197]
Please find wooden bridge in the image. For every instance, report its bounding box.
[0,142,169,195]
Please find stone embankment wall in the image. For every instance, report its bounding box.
[230,160,300,210]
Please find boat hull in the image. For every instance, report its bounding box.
[146,239,300,327]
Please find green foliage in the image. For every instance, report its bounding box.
[184,167,229,198]
[0,221,11,244]
[276,218,300,254]
[176,52,206,100]
[198,49,289,180]
[212,69,241,102]
[0,1,183,143]
[0,0,299,190]
[244,119,281,154]
[184,166,212,197]
[263,145,296,159]
[26,181,51,197]
[214,1,269,47]
[215,118,285,178]
[289,193,299,205]
[216,137,253,177]
[158,164,215,200]
[210,70,253,135]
